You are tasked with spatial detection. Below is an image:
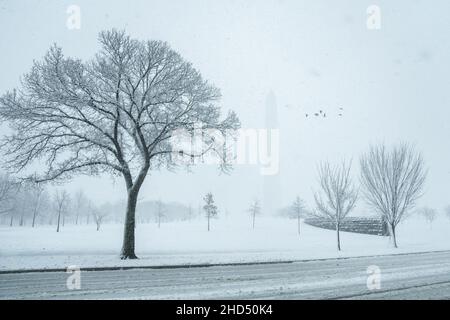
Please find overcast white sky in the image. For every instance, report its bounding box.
[0,0,449,215]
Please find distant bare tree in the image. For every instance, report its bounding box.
[35,190,51,226]
[291,196,306,236]
[54,190,70,232]
[29,183,45,228]
[313,160,358,251]
[418,207,437,227]
[0,175,17,222]
[156,200,166,229]
[73,190,86,225]
[91,203,109,231]
[445,206,450,221]
[248,199,261,229]
[360,143,426,248]
[203,192,218,231]
[15,184,31,227]
[0,175,15,205]
[0,29,239,259]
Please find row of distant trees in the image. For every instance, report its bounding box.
[0,177,216,230]
[0,178,108,231]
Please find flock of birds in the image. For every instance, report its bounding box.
[304,107,344,118]
[282,104,345,119]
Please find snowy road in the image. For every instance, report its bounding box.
[1,251,450,299]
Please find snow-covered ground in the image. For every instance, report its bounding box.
[0,216,449,271]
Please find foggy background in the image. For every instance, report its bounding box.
[0,0,449,216]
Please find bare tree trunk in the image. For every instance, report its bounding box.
[32,208,38,228]
[19,212,24,226]
[56,210,61,232]
[120,189,138,259]
[96,222,100,231]
[336,223,341,251]
[9,214,13,227]
[391,223,398,248]
[252,213,255,229]
[297,214,301,236]
[158,214,161,229]
[207,214,210,232]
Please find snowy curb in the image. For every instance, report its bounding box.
[1,249,450,275]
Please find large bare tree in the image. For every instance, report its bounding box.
[313,160,358,251]
[360,143,426,248]
[0,30,239,258]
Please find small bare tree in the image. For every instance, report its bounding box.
[418,207,437,228]
[30,183,45,228]
[0,30,239,259]
[313,160,358,251]
[203,192,218,231]
[0,175,15,206]
[0,175,18,223]
[54,190,70,232]
[291,196,306,236]
[156,200,166,229]
[187,204,193,221]
[91,203,109,231]
[248,199,261,230]
[16,185,31,227]
[73,190,86,226]
[360,143,426,248]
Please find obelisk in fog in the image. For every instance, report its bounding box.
[263,91,281,216]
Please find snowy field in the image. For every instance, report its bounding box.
[0,216,449,271]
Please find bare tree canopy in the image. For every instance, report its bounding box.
[313,160,358,250]
[360,143,426,248]
[0,29,239,259]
